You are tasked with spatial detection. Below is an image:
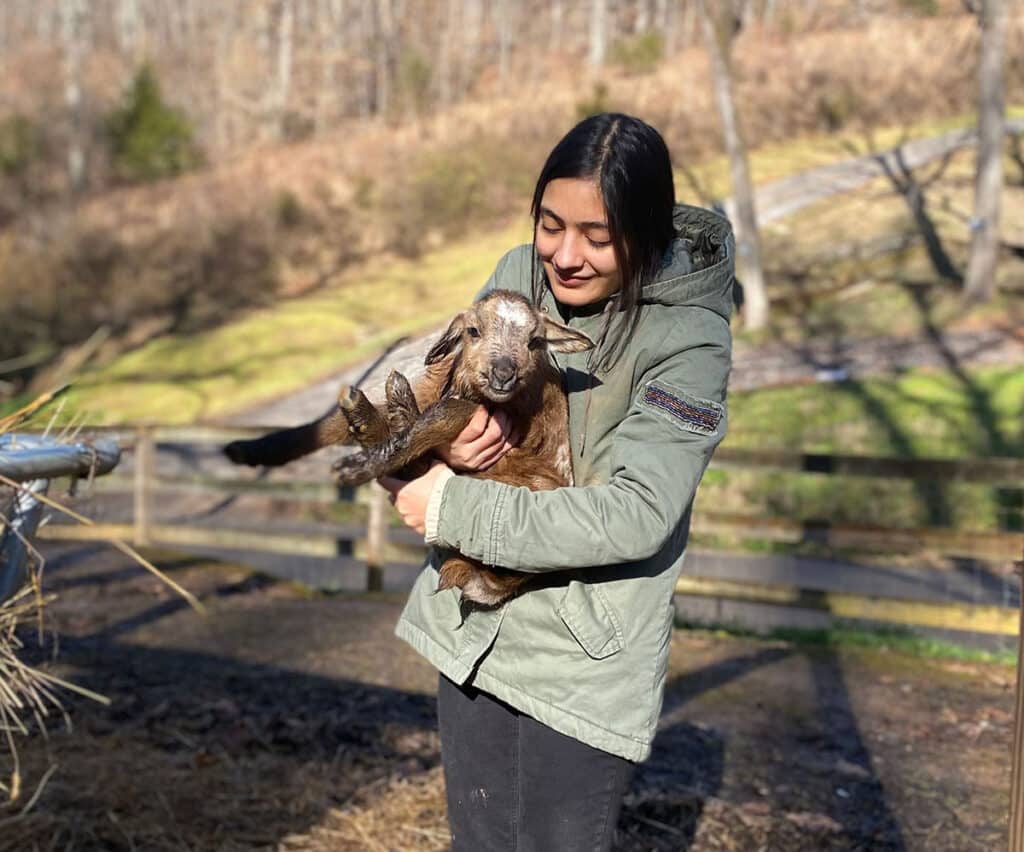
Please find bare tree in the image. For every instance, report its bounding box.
[275,0,296,138]
[460,0,483,96]
[550,0,565,49]
[588,0,608,69]
[495,0,512,87]
[315,0,345,132]
[114,0,142,59]
[635,0,651,33]
[58,0,88,194]
[964,0,1009,302]
[438,0,459,106]
[697,0,769,330]
[374,0,395,116]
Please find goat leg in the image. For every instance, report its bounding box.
[384,370,432,479]
[338,385,391,445]
[438,556,531,607]
[385,370,421,430]
[224,407,352,467]
[332,397,479,485]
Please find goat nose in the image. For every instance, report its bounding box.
[491,358,517,388]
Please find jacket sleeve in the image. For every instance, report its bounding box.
[433,317,731,571]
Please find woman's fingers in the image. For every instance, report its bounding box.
[461,406,491,441]
[438,406,518,471]
[377,461,450,535]
[466,436,517,470]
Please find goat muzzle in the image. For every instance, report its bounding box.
[488,358,518,394]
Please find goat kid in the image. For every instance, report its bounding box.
[224,290,593,606]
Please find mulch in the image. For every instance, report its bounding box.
[0,543,1014,851]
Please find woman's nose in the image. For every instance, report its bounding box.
[553,232,583,270]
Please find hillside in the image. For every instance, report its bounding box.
[2,5,1021,392]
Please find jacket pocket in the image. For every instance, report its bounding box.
[556,581,624,660]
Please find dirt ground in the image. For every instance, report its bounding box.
[0,543,1015,851]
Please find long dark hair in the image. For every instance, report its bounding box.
[530,113,676,372]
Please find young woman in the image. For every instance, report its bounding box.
[379,113,734,851]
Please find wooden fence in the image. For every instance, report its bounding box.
[33,424,1024,638]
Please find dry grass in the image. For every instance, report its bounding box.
[281,767,449,852]
[0,392,206,811]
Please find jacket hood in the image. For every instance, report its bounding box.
[640,203,735,321]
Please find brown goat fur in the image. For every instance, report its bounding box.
[224,289,593,606]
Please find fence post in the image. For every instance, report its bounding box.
[365,482,387,592]
[1011,548,1024,852]
[133,426,153,547]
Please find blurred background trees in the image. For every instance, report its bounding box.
[0,0,1019,384]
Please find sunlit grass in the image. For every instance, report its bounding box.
[676,110,1007,203]
[14,111,1023,427]
[727,364,1024,458]
[678,621,1017,666]
[39,221,532,425]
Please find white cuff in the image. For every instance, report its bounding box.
[424,466,457,545]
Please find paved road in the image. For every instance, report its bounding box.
[732,119,1024,225]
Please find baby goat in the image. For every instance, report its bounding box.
[225,289,593,606]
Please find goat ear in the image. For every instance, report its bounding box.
[425,314,466,364]
[542,315,595,353]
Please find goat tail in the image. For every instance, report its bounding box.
[223,408,352,468]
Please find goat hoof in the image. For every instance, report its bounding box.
[338,385,360,410]
[331,452,372,486]
[223,440,253,465]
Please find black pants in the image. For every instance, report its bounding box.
[437,675,635,852]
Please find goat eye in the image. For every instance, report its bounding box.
[467,327,481,338]
[528,337,546,350]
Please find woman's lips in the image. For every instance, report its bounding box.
[555,271,592,287]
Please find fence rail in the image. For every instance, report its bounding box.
[26,424,1024,638]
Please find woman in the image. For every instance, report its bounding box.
[380,113,734,851]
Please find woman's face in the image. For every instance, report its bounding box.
[535,177,622,308]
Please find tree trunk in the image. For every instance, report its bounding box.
[115,0,141,59]
[550,0,565,49]
[635,0,651,33]
[676,0,696,52]
[214,2,237,152]
[495,0,512,88]
[374,0,394,117]
[964,0,1008,302]
[58,0,87,194]
[698,0,769,330]
[460,0,483,97]
[315,0,344,132]
[654,0,669,33]
[588,0,607,69]
[276,0,295,139]
[437,0,458,106]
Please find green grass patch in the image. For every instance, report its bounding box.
[10,113,1021,429]
[711,362,1024,538]
[727,364,1024,458]
[13,221,531,425]
[677,621,1017,666]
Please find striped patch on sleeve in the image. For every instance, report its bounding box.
[642,382,724,435]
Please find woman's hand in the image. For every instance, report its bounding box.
[436,405,518,472]
[379,461,452,536]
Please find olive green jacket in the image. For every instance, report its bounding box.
[395,204,734,761]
